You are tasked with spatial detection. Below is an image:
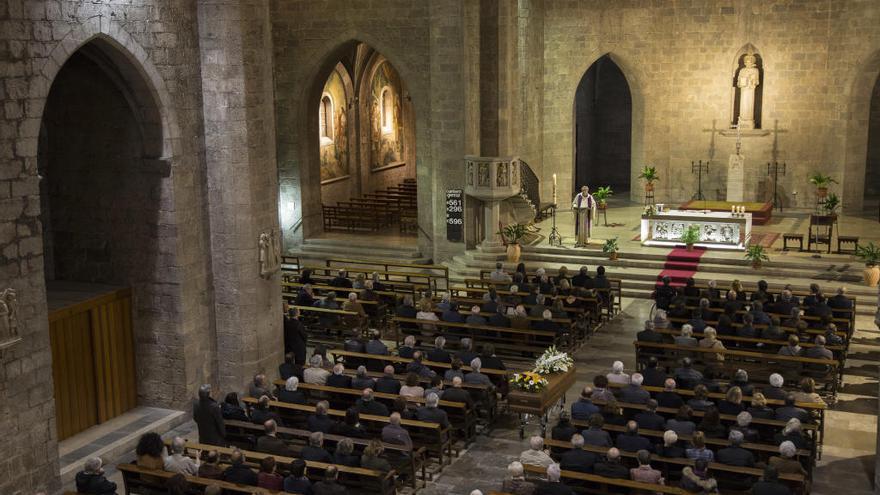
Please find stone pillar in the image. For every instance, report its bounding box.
[482,200,503,249]
[197,0,283,392]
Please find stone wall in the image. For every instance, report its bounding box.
[541,0,880,210]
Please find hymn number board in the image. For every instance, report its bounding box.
[446,189,464,242]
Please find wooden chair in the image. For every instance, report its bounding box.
[807,214,835,253]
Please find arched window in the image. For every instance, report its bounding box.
[319,94,334,143]
[380,86,393,135]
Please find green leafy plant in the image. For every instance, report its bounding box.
[808,172,838,188]
[638,166,659,184]
[855,242,880,266]
[593,186,614,206]
[680,225,700,246]
[500,223,527,245]
[744,244,770,268]
[821,192,841,215]
[602,237,619,254]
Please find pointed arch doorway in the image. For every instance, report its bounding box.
[573,55,633,199]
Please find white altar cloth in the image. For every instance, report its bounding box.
[640,209,752,250]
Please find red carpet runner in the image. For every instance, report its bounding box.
[656,247,706,287]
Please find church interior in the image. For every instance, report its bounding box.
[3,1,880,494]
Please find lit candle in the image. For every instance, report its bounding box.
[731,205,735,213]
[552,173,558,205]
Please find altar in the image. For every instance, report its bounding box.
[640,209,752,250]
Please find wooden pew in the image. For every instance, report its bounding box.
[521,462,686,494]
[540,438,807,492]
[118,463,287,494]
[241,397,453,466]
[328,349,510,379]
[272,379,478,443]
[164,439,396,494]
[392,316,559,358]
[222,419,427,487]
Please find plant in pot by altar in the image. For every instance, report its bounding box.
[638,166,659,192]
[593,186,613,209]
[808,172,838,199]
[821,192,841,217]
[855,242,880,287]
[602,237,620,260]
[744,244,770,269]
[680,225,700,251]
[500,223,527,263]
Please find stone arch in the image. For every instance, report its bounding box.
[841,49,880,212]
[29,19,180,163]
[292,36,422,240]
[564,50,647,202]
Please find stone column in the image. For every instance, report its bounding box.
[197,0,283,392]
[482,200,503,249]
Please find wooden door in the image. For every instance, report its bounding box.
[49,288,137,440]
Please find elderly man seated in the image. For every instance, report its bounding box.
[356,388,390,416]
[716,430,755,467]
[536,463,574,495]
[606,361,630,385]
[76,457,117,495]
[559,433,597,474]
[416,393,451,428]
[630,449,663,485]
[571,386,599,420]
[615,420,653,452]
[464,358,492,386]
[617,372,650,404]
[501,461,536,495]
[636,320,664,343]
[594,448,629,479]
[381,412,413,452]
[520,436,554,468]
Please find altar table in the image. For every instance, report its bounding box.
[640,209,752,250]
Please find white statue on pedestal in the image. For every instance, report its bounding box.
[736,53,761,130]
[259,230,281,279]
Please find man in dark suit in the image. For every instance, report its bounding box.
[397,335,417,359]
[454,338,479,366]
[396,295,417,319]
[307,401,337,433]
[283,305,308,365]
[763,373,788,400]
[636,320,665,343]
[326,364,352,389]
[751,466,791,495]
[356,388,390,416]
[278,352,302,381]
[771,290,797,317]
[571,386,600,420]
[803,283,822,307]
[256,419,294,457]
[427,336,452,363]
[716,430,755,467]
[633,399,666,431]
[828,287,853,318]
[365,330,389,355]
[488,305,510,327]
[222,449,258,486]
[375,365,402,394]
[559,434,597,473]
[441,302,465,323]
[532,309,562,334]
[775,395,810,423]
[193,384,226,446]
[478,344,506,370]
[415,393,450,428]
[441,376,474,409]
[593,448,629,479]
[640,357,667,387]
[250,396,281,425]
[723,290,743,314]
[655,378,685,409]
[571,266,592,288]
[535,464,575,495]
[615,421,653,452]
[313,466,347,495]
[617,373,650,404]
[300,431,333,463]
[329,269,352,288]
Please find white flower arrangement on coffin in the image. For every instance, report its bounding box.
[533,346,574,375]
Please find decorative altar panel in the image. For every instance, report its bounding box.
[640,210,752,250]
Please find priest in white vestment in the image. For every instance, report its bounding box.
[572,185,597,247]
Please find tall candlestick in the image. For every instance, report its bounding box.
[552,173,558,205]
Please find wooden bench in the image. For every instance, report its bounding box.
[222,419,427,487]
[837,235,859,254]
[272,379,478,443]
[783,233,804,251]
[392,316,560,358]
[521,462,686,494]
[241,397,453,465]
[164,439,396,494]
[118,463,287,494]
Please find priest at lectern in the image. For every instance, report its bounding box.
[572,185,597,247]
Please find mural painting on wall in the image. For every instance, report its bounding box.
[371,61,404,169]
[319,69,349,182]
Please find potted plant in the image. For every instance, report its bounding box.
[602,237,620,261]
[680,225,700,251]
[638,166,659,192]
[855,242,880,287]
[744,244,770,269]
[809,172,838,199]
[593,186,613,209]
[821,192,841,217]
[500,223,527,263]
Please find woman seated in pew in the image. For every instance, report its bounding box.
[727,369,754,396]
[769,441,807,477]
[279,376,307,405]
[680,458,719,494]
[333,438,361,467]
[792,377,825,405]
[657,430,686,458]
[400,372,426,398]
[773,418,809,450]
[581,413,613,448]
[687,385,715,412]
[257,456,284,491]
[729,411,760,443]
[717,386,745,416]
[697,327,726,363]
[697,406,727,439]
[479,344,506,371]
[335,407,369,438]
[550,298,568,319]
[299,268,314,285]
[685,432,714,462]
[730,280,747,301]
[444,358,465,381]
[221,392,249,422]
[296,283,315,306]
[601,397,627,427]
[746,393,775,421]
[778,335,802,357]
[361,439,393,472]
[416,299,439,333]
[761,317,787,341]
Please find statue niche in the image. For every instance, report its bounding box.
[732,51,763,130]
